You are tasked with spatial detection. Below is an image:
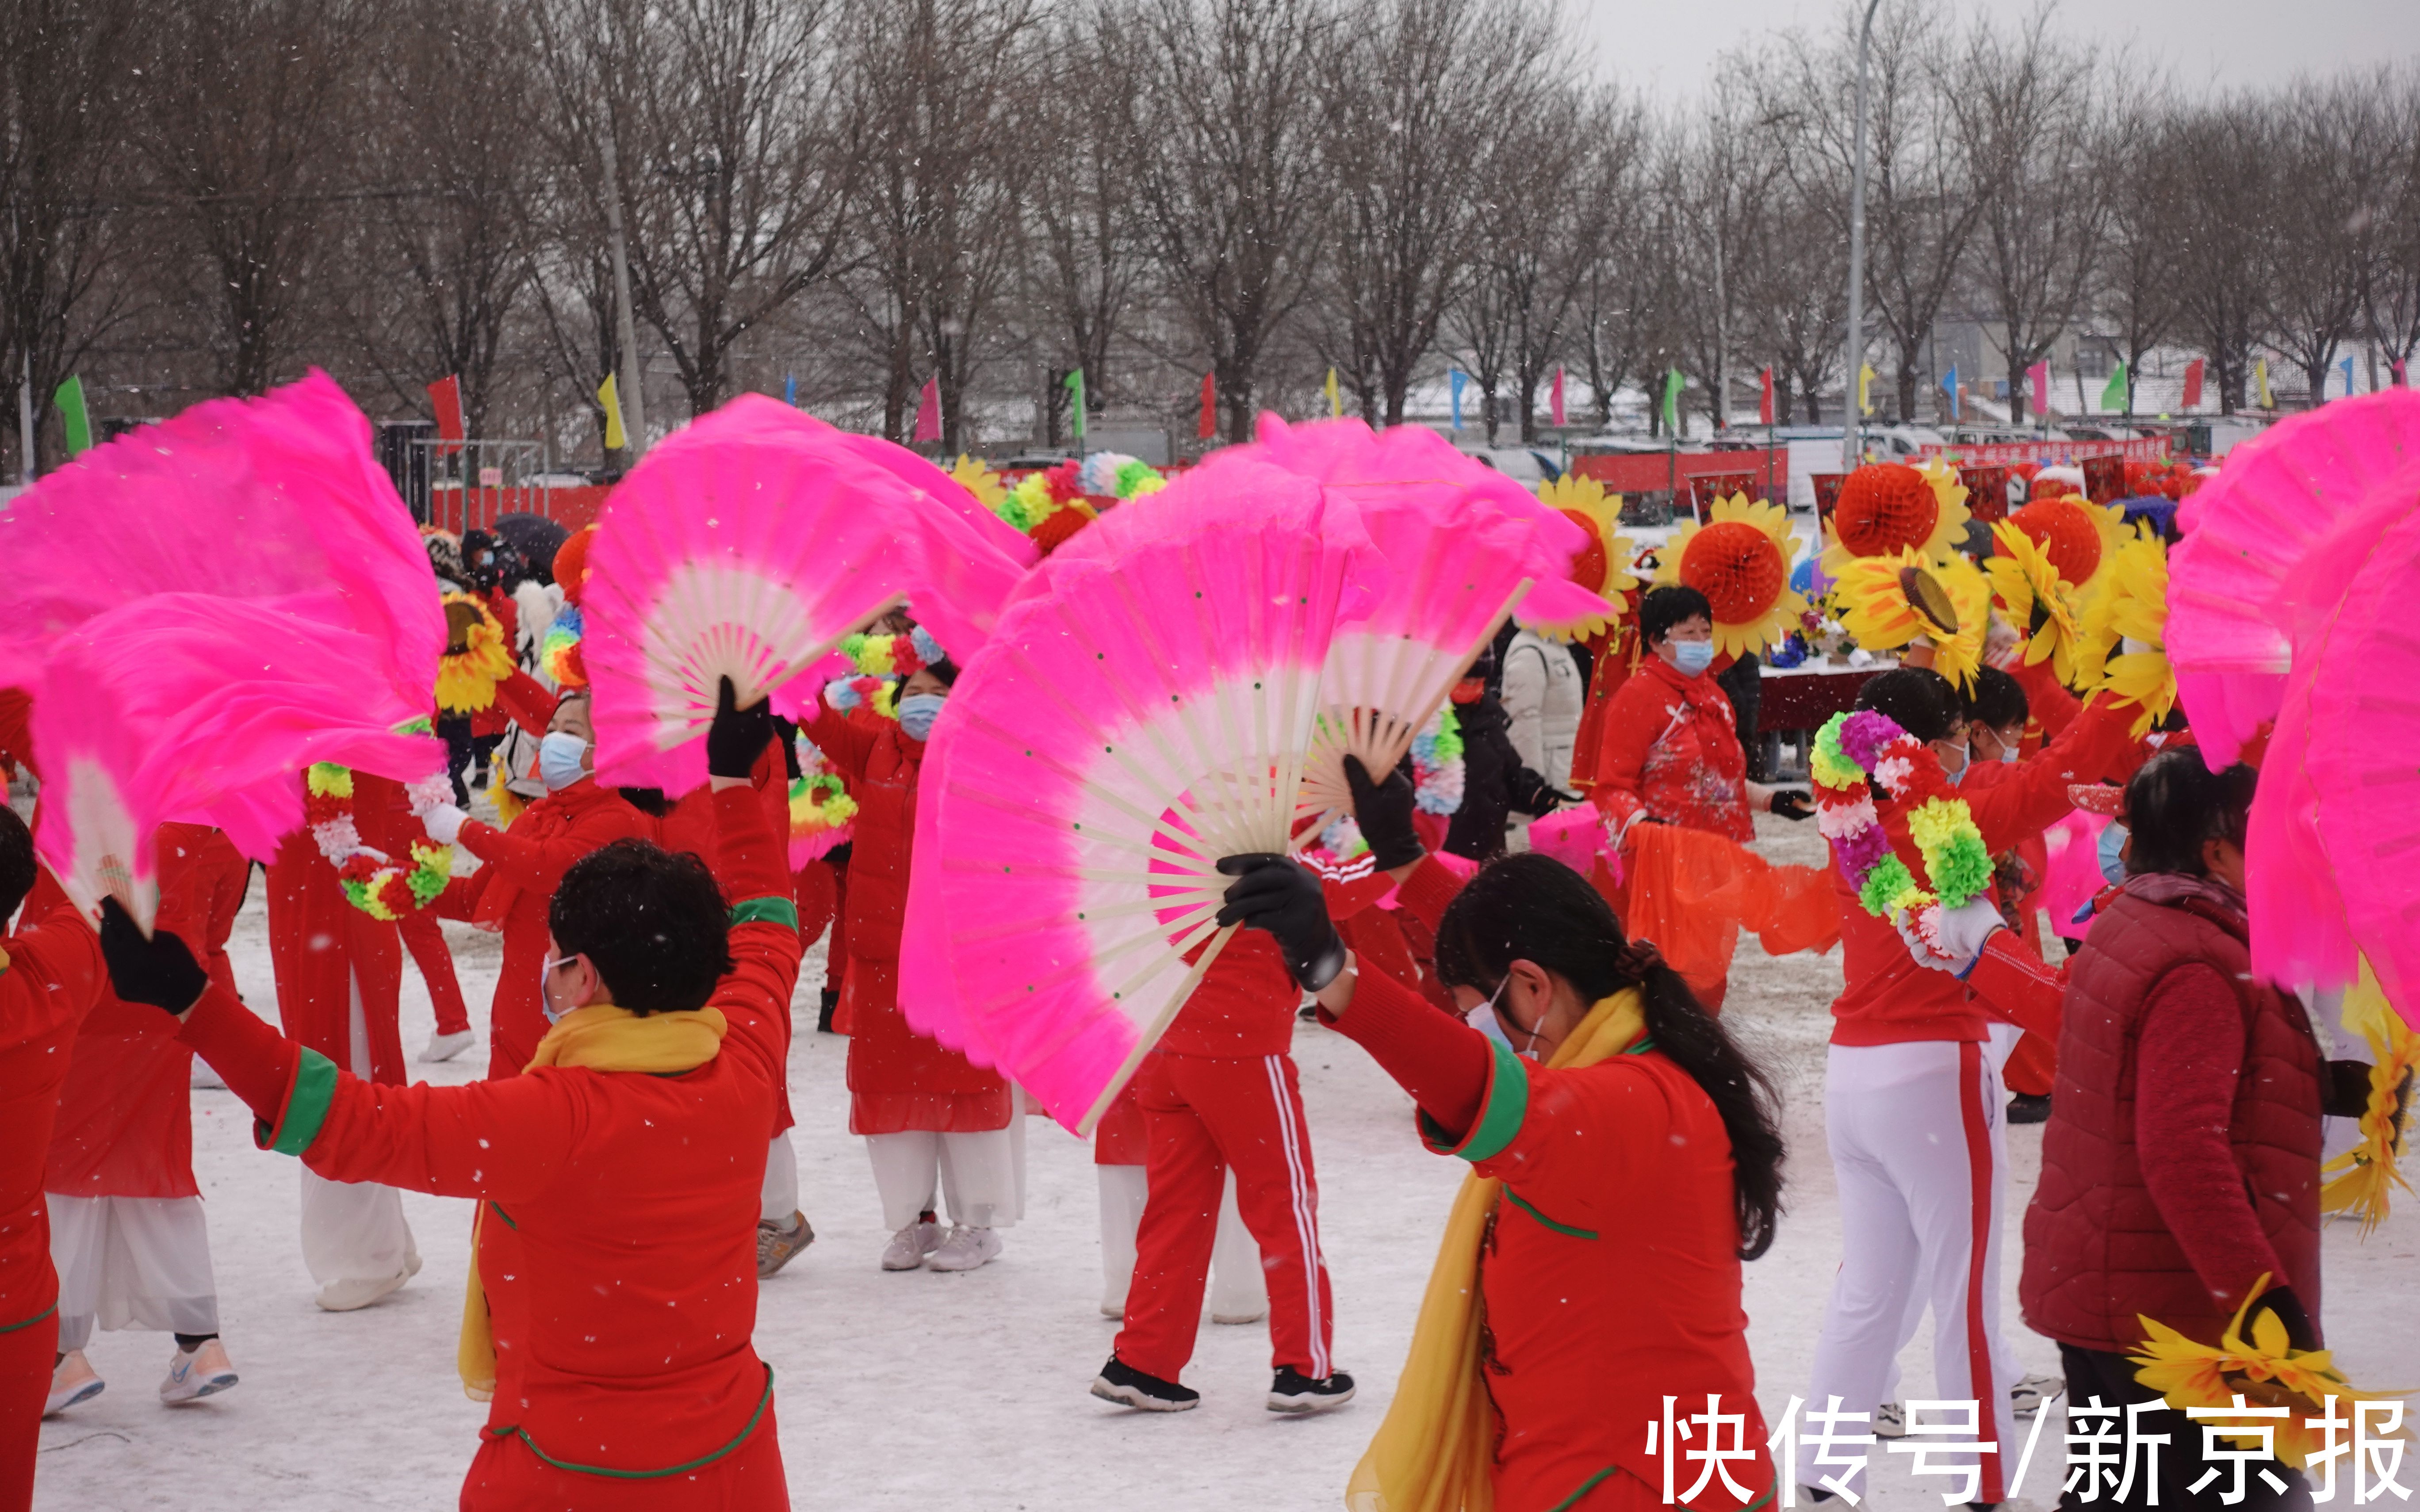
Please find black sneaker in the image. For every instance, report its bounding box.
[816,988,839,1035]
[1268,1366,1356,1414]
[1091,1355,1198,1412]
[2006,1093,2051,1125]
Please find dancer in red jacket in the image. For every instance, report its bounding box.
[0,808,106,1512]
[43,824,248,1415]
[96,685,801,1509]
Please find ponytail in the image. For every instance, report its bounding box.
[1433,852,1786,1259]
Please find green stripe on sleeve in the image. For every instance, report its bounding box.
[729,897,798,930]
[1446,1036,1530,1164]
[257,1047,339,1157]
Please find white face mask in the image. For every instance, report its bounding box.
[1668,639,1715,677]
[540,954,581,1024]
[538,730,590,792]
[1467,976,1543,1061]
[896,692,947,743]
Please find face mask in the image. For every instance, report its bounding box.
[1467,977,1542,1061]
[540,955,580,1024]
[896,693,946,743]
[1999,744,2020,764]
[1938,740,1970,783]
[2097,821,2129,886]
[1668,640,1715,677]
[538,730,590,792]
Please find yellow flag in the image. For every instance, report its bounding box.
[598,374,628,451]
[1858,363,1876,417]
[2255,357,2272,409]
[1325,367,1341,419]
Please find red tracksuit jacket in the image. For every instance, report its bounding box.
[0,893,106,1333]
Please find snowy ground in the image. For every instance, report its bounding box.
[31,813,2420,1511]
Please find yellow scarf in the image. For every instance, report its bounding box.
[1346,989,1648,1512]
[456,1003,728,1399]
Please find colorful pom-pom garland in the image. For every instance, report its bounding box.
[540,605,587,689]
[822,627,948,719]
[305,755,455,922]
[1811,709,1994,954]
[1410,706,1465,816]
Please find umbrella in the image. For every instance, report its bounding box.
[491,513,569,582]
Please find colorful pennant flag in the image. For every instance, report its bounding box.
[1857,363,1875,418]
[2028,360,2050,419]
[1198,371,1217,440]
[1550,367,1567,428]
[2181,358,2205,411]
[2255,357,2272,409]
[597,374,627,452]
[1941,364,1960,421]
[2098,359,2129,413]
[1324,367,1341,419]
[1449,370,1466,431]
[1758,366,1774,426]
[784,372,797,407]
[1063,368,1084,441]
[427,374,465,453]
[53,375,92,458]
[2338,354,2356,398]
[1660,369,1684,435]
[915,375,944,443]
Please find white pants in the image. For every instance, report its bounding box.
[1096,1165,1267,1320]
[762,1133,799,1223]
[47,1195,221,1352]
[865,1111,1026,1232]
[1800,1040,2021,1504]
[300,973,419,1288]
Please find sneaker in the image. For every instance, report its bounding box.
[1091,1355,1199,1412]
[1268,1366,1356,1414]
[160,1339,238,1403]
[315,1268,412,1312]
[2011,1373,2062,1417]
[927,1225,1002,1272]
[757,1211,814,1278]
[881,1220,943,1271]
[1212,1307,1267,1325]
[422,1029,477,1063]
[1873,1401,1907,1439]
[816,988,839,1035]
[2006,1093,2051,1124]
[45,1351,104,1415]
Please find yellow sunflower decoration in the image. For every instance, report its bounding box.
[1654,494,1807,660]
[2077,529,2175,737]
[1537,473,1639,604]
[2320,958,2416,1234]
[2130,1274,2400,1470]
[1984,521,2088,685]
[949,454,1007,511]
[436,593,515,715]
[2002,492,2128,596]
[1819,459,1972,577]
[1834,548,1993,691]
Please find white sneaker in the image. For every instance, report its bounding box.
[160,1339,238,1403]
[881,1220,943,1271]
[45,1351,103,1415]
[1873,1401,1907,1439]
[421,1029,477,1063]
[315,1268,412,1312]
[926,1225,1002,1272]
[2012,1372,2063,1417]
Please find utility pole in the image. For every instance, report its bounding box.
[597,15,647,463]
[1841,0,1881,471]
[17,351,34,485]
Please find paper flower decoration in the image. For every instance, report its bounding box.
[305,758,454,921]
[1985,521,2087,685]
[1537,473,1638,605]
[2003,493,2126,593]
[2078,529,2175,737]
[2319,959,2416,1234]
[1655,494,1807,660]
[950,454,1008,511]
[436,593,516,715]
[1821,462,1971,576]
[2130,1274,2397,1470]
[1809,709,1993,955]
[540,605,587,689]
[1834,548,1992,691]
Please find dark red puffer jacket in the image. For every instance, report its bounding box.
[2020,875,2322,1353]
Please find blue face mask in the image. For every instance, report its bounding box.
[1467,977,1540,1061]
[2097,821,2129,886]
[896,693,947,743]
[1669,640,1715,677]
[538,730,589,792]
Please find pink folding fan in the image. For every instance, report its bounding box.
[905,457,1383,1133]
[581,395,1031,792]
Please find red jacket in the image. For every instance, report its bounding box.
[181,785,800,1481]
[801,703,918,962]
[1157,860,1393,1059]
[0,890,106,1330]
[441,779,653,1077]
[2021,875,2323,1353]
[1827,697,2142,1046]
[1585,655,1752,843]
[268,775,426,1086]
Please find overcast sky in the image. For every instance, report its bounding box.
[1575,0,2420,97]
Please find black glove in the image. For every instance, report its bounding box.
[1770,790,1815,821]
[1214,853,1347,992]
[1342,755,1422,871]
[98,898,210,1015]
[774,715,803,781]
[2244,1285,2319,1354]
[706,675,775,779]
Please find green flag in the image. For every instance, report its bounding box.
[1660,369,1685,434]
[1064,368,1086,441]
[2099,359,2129,413]
[54,375,92,457]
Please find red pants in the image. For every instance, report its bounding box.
[0,1308,56,1512]
[401,912,471,1037]
[460,1400,786,1510]
[1115,1051,1334,1382]
[2004,1028,2056,1098]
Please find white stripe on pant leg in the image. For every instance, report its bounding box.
[1264,1056,1328,1378]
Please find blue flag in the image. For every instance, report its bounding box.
[1449,370,1466,431]
[2339,355,2356,398]
[784,372,797,406]
[1941,364,1960,421]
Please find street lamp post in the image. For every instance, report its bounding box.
[1841,0,1881,472]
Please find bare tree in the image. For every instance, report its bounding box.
[1955,13,2108,420]
[1666,83,1784,432]
[2359,74,2420,382]
[2263,80,2378,404]
[1134,0,1334,442]
[2171,102,2274,412]
[2093,93,2190,418]
[1570,105,1659,431]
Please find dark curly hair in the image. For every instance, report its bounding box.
[1431,852,1786,1260]
[548,839,732,1014]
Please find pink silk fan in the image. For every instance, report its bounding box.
[581,395,1030,792]
[905,458,1383,1133]
[0,371,444,927]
